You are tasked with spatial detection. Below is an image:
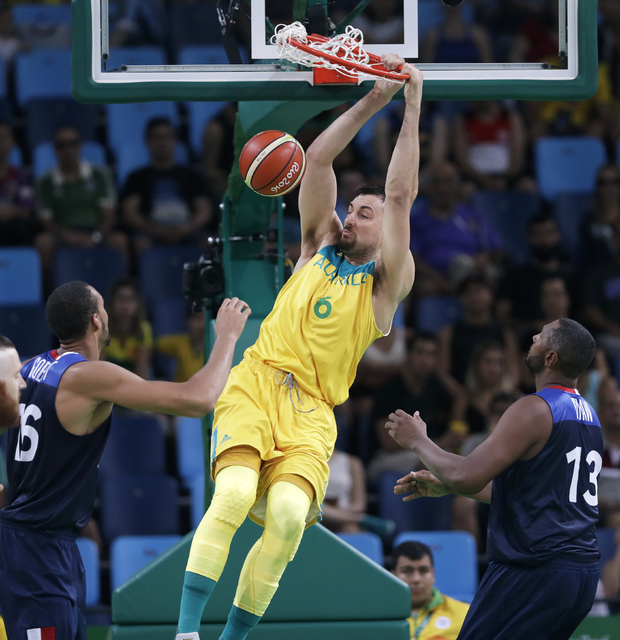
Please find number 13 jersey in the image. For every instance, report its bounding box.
[245,245,385,406]
[488,385,603,566]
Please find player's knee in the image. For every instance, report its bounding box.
[210,480,256,528]
[267,483,310,553]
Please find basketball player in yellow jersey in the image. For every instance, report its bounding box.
[175,55,423,640]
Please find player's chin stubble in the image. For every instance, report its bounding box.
[0,381,20,429]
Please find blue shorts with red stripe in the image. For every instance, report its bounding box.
[0,520,86,640]
[458,557,599,640]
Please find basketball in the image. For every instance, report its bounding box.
[239,130,306,197]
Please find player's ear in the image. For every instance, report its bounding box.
[92,313,102,331]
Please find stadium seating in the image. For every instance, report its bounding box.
[394,530,478,603]
[534,136,607,201]
[177,45,231,67]
[99,414,167,477]
[99,473,180,542]
[104,46,167,71]
[378,471,455,535]
[415,296,462,333]
[52,247,128,298]
[336,531,384,565]
[0,247,42,305]
[76,537,101,606]
[0,305,53,359]
[470,190,541,263]
[110,534,182,591]
[106,101,179,158]
[151,297,188,336]
[176,416,206,484]
[33,140,107,179]
[137,246,202,311]
[15,48,73,107]
[12,3,72,27]
[169,2,223,55]
[25,98,98,153]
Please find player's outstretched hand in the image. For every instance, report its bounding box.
[385,409,427,450]
[214,297,252,342]
[394,470,451,502]
[373,53,407,100]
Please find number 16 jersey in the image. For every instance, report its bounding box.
[488,385,603,566]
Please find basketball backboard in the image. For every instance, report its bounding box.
[72,0,598,103]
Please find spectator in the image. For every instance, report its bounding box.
[598,382,620,528]
[368,332,457,483]
[109,0,167,48]
[450,340,518,436]
[0,121,35,246]
[352,0,403,45]
[438,274,519,388]
[409,161,503,296]
[496,212,576,332]
[452,100,534,195]
[0,7,24,65]
[391,540,469,640]
[322,444,395,541]
[580,164,620,270]
[582,220,620,361]
[121,117,215,254]
[201,103,237,206]
[155,308,205,383]
[34,125,128,274]
[101,277,153,379]
[422,4,493,64]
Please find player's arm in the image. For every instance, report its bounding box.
[68,298,250,417]
[386,395,552,495]
[298,59,404,256]
[374,64,422,315]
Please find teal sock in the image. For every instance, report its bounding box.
[219,605,261,640]
[178,571,217,633]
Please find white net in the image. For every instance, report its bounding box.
[271,22,402,82]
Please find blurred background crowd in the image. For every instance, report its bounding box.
[1,0,620,619]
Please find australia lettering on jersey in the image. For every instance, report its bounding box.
[313,254,369,287]
[27,357,55,383]
[571,397,594,423]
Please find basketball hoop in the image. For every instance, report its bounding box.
[271,22,408,84]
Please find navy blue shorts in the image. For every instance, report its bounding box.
[458,558,599,640]
[0,520,86,640]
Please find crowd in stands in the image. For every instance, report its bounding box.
[3,0,620,619]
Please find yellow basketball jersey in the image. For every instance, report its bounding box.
[245,245,384,405]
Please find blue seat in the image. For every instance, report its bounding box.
[393,530,478,603]
[76,537,100,606]
[99,473,180,542]
[104,46,167,71]
[0,305,54,360]
[0,58,8,100]
[415,296,461,333]
[109,534,181,591]
[15,48,73,107]
[378,471,454,535]
[176,416,205,484]
[535,136,607,201]
[470,190,541,263]
[34,141,106,179]
[52,247,128,298]
[553,192,593,261]
[152,297,188,336]
[106,102,179,158]
[177,45,231,66]
[0,247,42,305]
[9,146,23,167]
[116,141,189,188]
[186,101,229,157]
[169,2,223,55]
[25,98,98,152]
[99,414,167,477]
[12,4,72,27]
[188,473,207,530]
[137,246,202,311]
[336,531,384,565]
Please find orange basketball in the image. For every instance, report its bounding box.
[239,130,306,197]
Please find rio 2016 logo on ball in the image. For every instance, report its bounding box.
[239,130,306,197]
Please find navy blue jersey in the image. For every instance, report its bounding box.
[0,350,111,532]
[488,385,603,566]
